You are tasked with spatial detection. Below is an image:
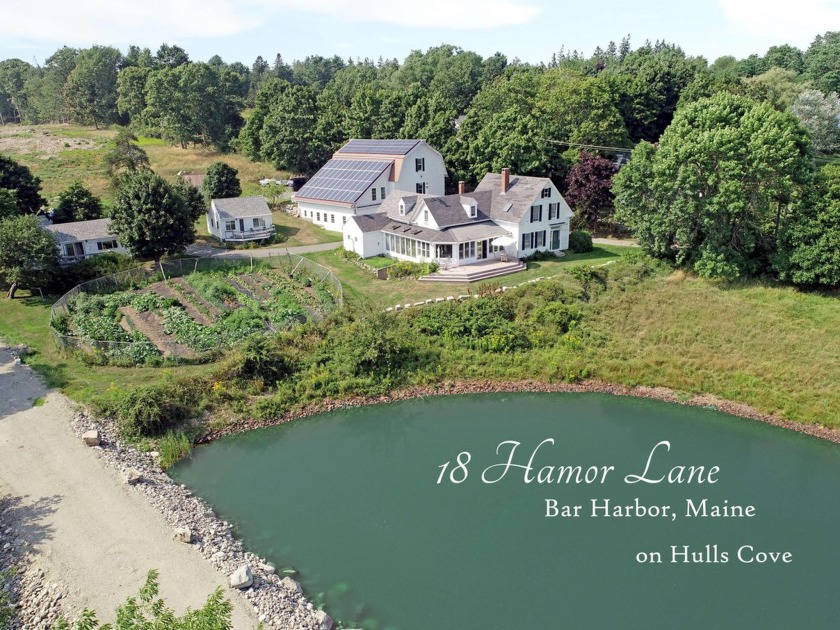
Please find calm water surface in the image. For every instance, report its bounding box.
[170,393,840,629]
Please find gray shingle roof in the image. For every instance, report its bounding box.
[212,196,271,219]
[45,218,114,243]
[383,191,494,228]
[474,173,553,221]
[381,220,507,243]
[351,213,392,234]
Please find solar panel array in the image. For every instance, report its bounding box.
[295,159,391,203]
[337,139,420,156]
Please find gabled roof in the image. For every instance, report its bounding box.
[337,139,421,156]
[350,213,392,234]
[45,218,114,243]
[475,173,555,222]
[212,196,272,219]
[383,191,493,228]
[380,221,507,243]
[294,159,391,205]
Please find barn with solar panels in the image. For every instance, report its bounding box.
[293,139,446,232]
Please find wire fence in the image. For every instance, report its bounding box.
[50,253,343,361]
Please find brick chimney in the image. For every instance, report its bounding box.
[501,168,510,194]
[458,180,465,194]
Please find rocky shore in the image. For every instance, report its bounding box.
[200,378,840,445]
[68,413,333,630]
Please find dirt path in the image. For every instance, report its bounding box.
[120,306,196,359]
[0,347,258,627]
[148,282,215,327]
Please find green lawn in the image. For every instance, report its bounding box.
[0,292,216,405]
[305,244,635,309]
[193,212,343,248]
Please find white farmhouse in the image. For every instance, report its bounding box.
[45,218,128,265]
[206,196,274,243]
[344,169,574,275]
[294,139,446,232]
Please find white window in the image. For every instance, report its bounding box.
[380,187,385,199]
[416,182,425,194]
[399,201,406,216]
[96,240,119,251]
[541,187,551,199]
[415,157,425,172]
[530,205,542,223]
[372,188,377,201]
[342,216,347,224]
[469,204,477,218]
[548,203,557,220]
[330,214,335,223]
[225,220,236,232]
[253,217,266,229]
[64,243,76,257]
[423,209,429,223]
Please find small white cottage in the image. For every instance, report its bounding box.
[45,218,128,264]
[206,196,274,243]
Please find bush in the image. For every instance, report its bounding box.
[569,230,594,253]
[114,382,198,438]
[387,260,439,278]
[522,250,558,262]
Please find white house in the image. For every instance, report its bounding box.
[344,168,574,266]
[207,196,274,243]
[294,139,446,232]
[45,218,128,265]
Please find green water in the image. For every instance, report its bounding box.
[170,393,840,629]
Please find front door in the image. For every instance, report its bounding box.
[551,229,561,250]
[479,240,487,259]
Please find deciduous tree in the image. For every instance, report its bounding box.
[63,46,123,128]
[52,182,103,223]
[790,89,840,154]
[202,162,241,201]
[613,92,813,279]
[0,214,58,298]
[110,170,196,262]
[103,128,150,183]
[565,152,615,230]
[0,155,44,214]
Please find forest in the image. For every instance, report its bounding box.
[1,34,840,285]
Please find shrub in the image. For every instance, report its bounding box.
[569,230,594,253]
[522,250,558,262]
[387,260,439,278]
[114,382,198,438]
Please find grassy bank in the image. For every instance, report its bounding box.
[587,272,840,425]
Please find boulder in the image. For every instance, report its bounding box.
[174,527,192,544]
[123,469,143,485]
[280,576,302,594]
[82,430,101,447]
[229,565,253,589]
[313,610,334,630]
[259,562,276,575]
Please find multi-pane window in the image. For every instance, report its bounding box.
[372,188,377,201]
[330,214,335,223]
[458,241,476,259]
[521,231,546,250]
[253,217,266,229]
[96,240,119,251]
[381,187,386,199]
[530,205,542,222]
[541,187,551,198]
[342,216,347,224]
[416,182,425,194]
[316,212,321,222]
[423,209,429,223]
[415,157,425,172]
[225,220,236,231]
[548,203,558,220]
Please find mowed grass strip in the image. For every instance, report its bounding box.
[587,272,840,426]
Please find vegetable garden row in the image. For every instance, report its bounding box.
[51,259,340,366]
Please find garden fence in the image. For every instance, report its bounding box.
[50,253,343,359]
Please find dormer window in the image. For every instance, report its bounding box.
[469,204,477,218]
[541,187,551,198]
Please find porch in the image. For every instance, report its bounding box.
[419,258,526,283]
[221,226,276,242]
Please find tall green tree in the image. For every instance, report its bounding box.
[775,164,840,287]
[0,189,17,219]
[613,92,813,279]
[259,84,323,173]
[51,182,103,223]
[110,170,196,262]
[202,162,241,201]
[0,155,44,214]
[63,46,123,128]
[743,67,807,110]
[0,59,35,123]
[804,31,840,95]
[0,214,58,298]
[155,43,190,68]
